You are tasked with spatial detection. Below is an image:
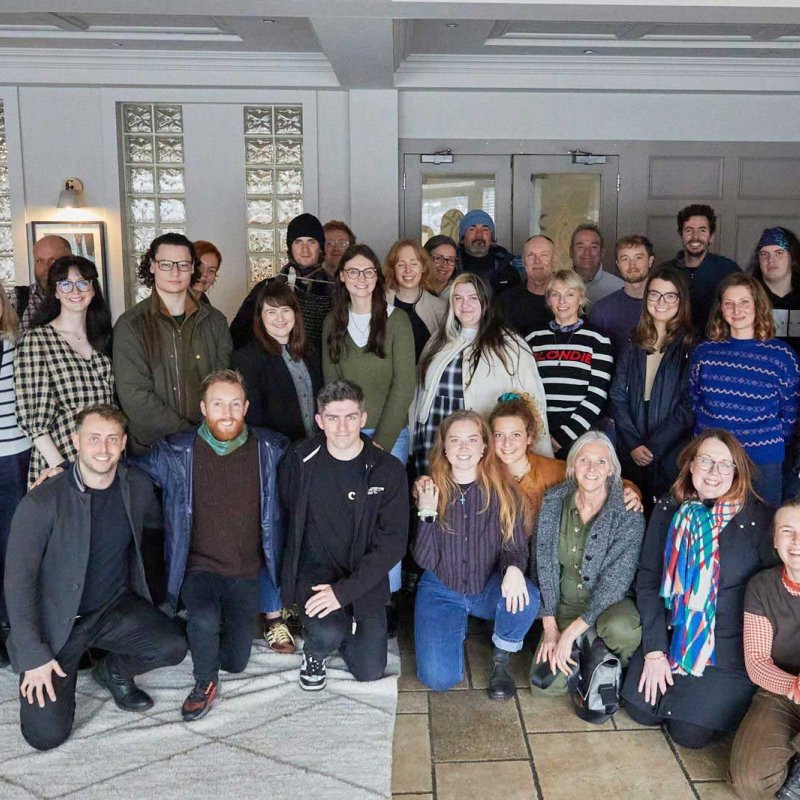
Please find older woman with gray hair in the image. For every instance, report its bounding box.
[531,430,645,689]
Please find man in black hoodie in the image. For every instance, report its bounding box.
[280,380,408,691]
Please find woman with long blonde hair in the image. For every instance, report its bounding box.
[413,409,538,700]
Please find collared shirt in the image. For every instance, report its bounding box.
[558,491,593,612]
[281,346,315,437]
[583,267,625,304]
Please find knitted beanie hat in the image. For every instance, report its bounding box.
[287,213,325,251]
[458,209,496,242]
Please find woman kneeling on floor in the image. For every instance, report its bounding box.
[413,409,538,699]
[621,429,776,749]
[531,431,645,696]
[729,499,800,800]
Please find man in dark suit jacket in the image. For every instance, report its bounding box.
[4,403,187,751]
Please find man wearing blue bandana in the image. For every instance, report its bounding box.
[135,369,287,721]
[456,209,520,296]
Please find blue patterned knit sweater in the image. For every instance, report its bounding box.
[689,337,800,464]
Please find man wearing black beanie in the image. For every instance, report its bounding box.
[230,212,336,351]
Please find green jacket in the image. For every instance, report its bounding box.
[321,309,415,450]
[113,290,232,453]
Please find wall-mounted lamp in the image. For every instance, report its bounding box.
[57,178,84,209]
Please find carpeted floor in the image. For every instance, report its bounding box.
[0,641,400,800]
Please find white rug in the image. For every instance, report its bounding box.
[0,640,400,800]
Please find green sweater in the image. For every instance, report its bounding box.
[321,309,415,450]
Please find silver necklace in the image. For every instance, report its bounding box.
[457,483,474,506]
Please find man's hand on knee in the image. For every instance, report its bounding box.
[20,659,66,707]
[305,585,342,619]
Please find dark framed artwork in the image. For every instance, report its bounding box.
[29,220,108,296]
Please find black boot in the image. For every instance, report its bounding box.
[777,757,800,800]
[488,647,516,701]
[92,657,154,711]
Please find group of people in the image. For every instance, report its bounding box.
[1,203,800,800]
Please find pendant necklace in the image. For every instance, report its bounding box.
[458,483,473,506]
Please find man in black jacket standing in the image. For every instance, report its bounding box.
[280,380,408,691]
[4,404,187,751]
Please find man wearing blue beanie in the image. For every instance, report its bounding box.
[457,209,520,296]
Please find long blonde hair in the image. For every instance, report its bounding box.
[429,409,520,544]
[0,285,19,342]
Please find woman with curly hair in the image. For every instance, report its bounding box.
[413,409,538,700]
[689,272,800,506]
[15,255,114,483]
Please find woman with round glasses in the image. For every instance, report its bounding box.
[15,255,114,484]
[750,226,800,357]
[384,239,447,362]
[525,269,614,457]
[610,265,695,512]
[689,272,800,506]
[423,235,458,298]
[622,430,776,749]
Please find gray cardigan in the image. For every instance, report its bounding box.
[531,479,645,626]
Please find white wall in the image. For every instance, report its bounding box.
[399,91,800,142]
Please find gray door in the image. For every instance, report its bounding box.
[402,153,512,247]
[511,154,620,272]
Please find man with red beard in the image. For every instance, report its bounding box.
[658,204,739,335]
[136,370,287,721]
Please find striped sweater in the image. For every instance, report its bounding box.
[525,323,614,451]
[690,337,800,465]
[0,338,31,457]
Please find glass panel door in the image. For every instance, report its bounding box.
[403,154,512,247]
[512,155,619,271]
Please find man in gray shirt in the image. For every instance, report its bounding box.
[570,224,624,304]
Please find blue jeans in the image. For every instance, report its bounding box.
[753,461,782,508]
[364,427,409,593]
[414,570,539,691]
[259,566,281,614]
[0,448,30,622]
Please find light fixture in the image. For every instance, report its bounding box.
[445,23,459,29]
[57,178,84,209]
[261,18,277,24]
[584,49,595,54]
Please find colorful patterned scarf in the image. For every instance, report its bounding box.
[660,499,741,676]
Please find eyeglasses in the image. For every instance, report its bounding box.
[154,259,193,272]
[56,279,93,294]
[694,455,736,476]
[646,290,680,305]
[343,267,378,281]
[326,240,350,249]
[432,255,457,267]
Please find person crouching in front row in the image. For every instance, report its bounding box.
[136,369,287,721]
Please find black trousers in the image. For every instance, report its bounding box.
[181,571,259,684]
[19,588,187,751]
[301,606,388,682]
[624,700,722,749]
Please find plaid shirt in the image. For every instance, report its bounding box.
[15,325,114,484]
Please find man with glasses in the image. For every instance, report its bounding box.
[322,220,356,277]
[230,213,334,351]
[17,235,72,331]
[589,235,655,356]
[113,233,232,455]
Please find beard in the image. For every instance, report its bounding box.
[464,239,490,258]
[207,418,245,441]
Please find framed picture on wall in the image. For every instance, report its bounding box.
[28,220,108,296]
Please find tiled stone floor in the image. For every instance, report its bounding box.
[391,599,738,800]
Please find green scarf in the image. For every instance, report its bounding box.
[197,420,249,456]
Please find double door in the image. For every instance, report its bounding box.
[403,152,619,269]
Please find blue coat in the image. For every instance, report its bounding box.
[135,426,287,609]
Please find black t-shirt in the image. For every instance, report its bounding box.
[498,285,552,338]
[394,298,432,362]
[765,285,800,357]
[298,446,366,593]
[79,477,132,614]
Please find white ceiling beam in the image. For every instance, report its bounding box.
[309,15,396,87]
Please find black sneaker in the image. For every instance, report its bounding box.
[181,680,218,722]
[778,757,800,800]
[299,653,327,691]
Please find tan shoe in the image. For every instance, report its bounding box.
[264,620,296,654]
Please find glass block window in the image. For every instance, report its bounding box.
[244,105,303,285]
[120,103,186,302]
[0,103,15,293]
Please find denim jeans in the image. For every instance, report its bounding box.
[258,566,281,614]
[414,569,540,691]
[752,461,782,508]
[181,571,259,684]
[364,427,409,593]
[0,448,30,622]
